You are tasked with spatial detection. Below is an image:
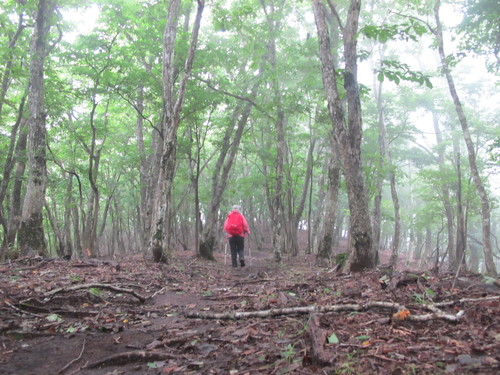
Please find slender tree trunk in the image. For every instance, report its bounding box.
[312,0,375,272]
[0,96,27,250]
[431,110,456,269]
[434,0,496,276]
[63,174,73,258]
[290,136,316,257]
[44,201,63,257]
[72,205,82,257]
[135,86,150,252]
[375,79,401,269]
[260,0,288,262]
[148,0,204,262]
[2,116,27,258]
[455,152,467,271]
[18,0,54,256]
[0,13,26,120]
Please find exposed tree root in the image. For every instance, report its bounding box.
[43,283,146,303]
[84,350,178,369]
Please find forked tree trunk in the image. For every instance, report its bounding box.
[433,0,496,276]
[312,0,375,272]
[198,70,263,261]
[148,0,204,263]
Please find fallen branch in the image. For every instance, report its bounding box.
[44,283,146,303]
[4,300,44,317]
[84,350,178,369]
[432,295,500,308]
[185,300,466,322]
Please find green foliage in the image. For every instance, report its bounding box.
[335,253,347,269]
[360,20,427,43]
[457,0,500,72]
[412,288,436,304]
[328,332,340,344]
[376,60,433,88]
[280,343,296,363]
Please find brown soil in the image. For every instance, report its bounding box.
[0,250,498,375]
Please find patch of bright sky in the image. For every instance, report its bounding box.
[61,4,100,43]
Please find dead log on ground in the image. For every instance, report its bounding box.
[184,297,500,322]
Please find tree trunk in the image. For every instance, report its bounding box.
[198,71,262,260]
[260,0,288,262]
[148,0,204,263]
[290,136,316,257]
[0,12,26,120]
[316,148,341,261]
[0,96,27,253]
[433,0,496,276]
[312,0,375,272]
[374,79,401,270]
[135,86,151,252]
[72,204,82,257]
[455,152,467,272]
[18,0,54,256]
[63,174,73,258]
[431,110,456,270]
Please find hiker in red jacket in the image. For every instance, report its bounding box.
[223,205,250,267]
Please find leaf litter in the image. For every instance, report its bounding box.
[0,250,498,374]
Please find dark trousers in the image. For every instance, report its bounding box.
[229,235,245,267]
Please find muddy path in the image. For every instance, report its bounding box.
[0,250,499,374]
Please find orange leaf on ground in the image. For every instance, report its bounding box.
[393,309,411,320]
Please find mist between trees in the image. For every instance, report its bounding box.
[0,0,498,275]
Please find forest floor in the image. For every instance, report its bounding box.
[0,249,499,375]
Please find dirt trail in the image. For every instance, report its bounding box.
[0,250,499,374]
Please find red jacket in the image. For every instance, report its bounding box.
[223,210,250,237]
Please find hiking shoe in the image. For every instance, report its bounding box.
[240,259,245,267]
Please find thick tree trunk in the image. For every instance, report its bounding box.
[312,0,375,272]
[434,0,496,276]
[148,0,204,263]
[18,0,53,256]
[316,150,341,261]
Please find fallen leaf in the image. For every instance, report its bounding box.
[393,309,411,320]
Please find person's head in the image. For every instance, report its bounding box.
[232,204,241,212]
